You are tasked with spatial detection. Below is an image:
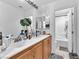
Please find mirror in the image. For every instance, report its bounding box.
[36,16,50,35]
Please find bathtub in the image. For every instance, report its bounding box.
[55,35,68,49]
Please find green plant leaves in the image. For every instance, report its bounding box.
[25,18,31,25]
[20,19,26,26]
[20,18,31,27]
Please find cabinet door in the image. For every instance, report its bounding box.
[29,53,34,59]
[43,37,51,59]
[32,42,43,59]
[43,38,49,59]
[48,37,52,57]
[17,50,34,59]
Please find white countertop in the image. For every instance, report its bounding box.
[0,35,50,59]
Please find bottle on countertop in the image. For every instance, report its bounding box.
[0,32,2,46]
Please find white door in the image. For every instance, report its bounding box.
[68,8,74,52]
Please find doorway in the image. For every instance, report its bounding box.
[55,8,74,54]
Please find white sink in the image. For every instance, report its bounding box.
[13,40,31,48]
[15,41,26,47]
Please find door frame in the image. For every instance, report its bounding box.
[54,8,75,53]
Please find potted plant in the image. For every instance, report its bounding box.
[20,18,31,38]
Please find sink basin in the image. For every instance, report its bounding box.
[13,39,31,48]
[15,41,26,47]
[9,40,26,48]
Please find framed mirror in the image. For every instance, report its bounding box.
[35,16,50,35]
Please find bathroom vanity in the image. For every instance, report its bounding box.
[0,35,52,59]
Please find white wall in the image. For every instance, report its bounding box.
[0,1,26,36]
[35,0,78,54]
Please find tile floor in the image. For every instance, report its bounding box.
[55,49,70,59]
[51,47,70,59]
[51,54,64,59]
[51,47,79,59]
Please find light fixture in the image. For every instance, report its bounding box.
[19,0,38,9]
[25,0,38,9]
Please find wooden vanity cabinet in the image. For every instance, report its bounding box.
[9,36,51,59]
[43,38,49,59]
[9,42,43,59]
[17,50,34,59]
[32,42,43,59]
[9,48,34,59]
[48,36,52,57]
[43,36,51,59]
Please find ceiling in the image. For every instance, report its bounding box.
[1,0,56,10]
